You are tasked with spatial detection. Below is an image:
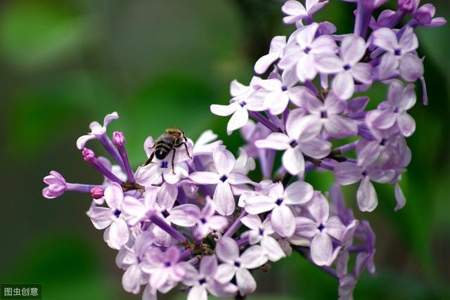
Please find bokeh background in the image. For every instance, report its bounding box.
[0,0,449,299]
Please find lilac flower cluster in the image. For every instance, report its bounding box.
[42,1,445,299]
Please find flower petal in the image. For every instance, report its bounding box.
[104,183,124,209]
[341,35,366,65]
[311,231,333,266]
[122,264,142,294]
[394,183,406,211]
[244,195,275,214]
[282,147,305,176]
[357,177,378,212]
[214,182,235,216]
[397,113,416,137]
[190,171,220,184]
[308,192,329,224]
[210,103,237,116]
[261,236,285,262]
[284,181,314,205]
[373,28,398,52]
[333,71,355,100]
[241,245,268,269]
[105,218,129,250]
[188,285,207,300]
[216,237,240,263]
[227,108,249,133]
[315,54,343,74]
[236,268,257,296]
[214,150,236,175]
[271,205,296,237]
[215,264,237,284]
[241,215,262,230]
[334,162,362,185]
[255,133,290,150]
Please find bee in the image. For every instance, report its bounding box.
[144,128,191,171]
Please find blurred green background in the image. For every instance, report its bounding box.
[0,0,449,299]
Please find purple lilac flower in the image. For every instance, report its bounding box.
[316,35,372,100]
[244,181,314,237]
[254,36,286,74]
[294,192,346,266]
[282,0,329,25]
[87,183,130,249]
[184,255,238,300]
[215,237,268,296]
[210,78,266,134]
[42,1,446,299]
[190,149,252,216]
[300,87,358,138]
[255,109,331,176]
[279,22,337,82]
[371,80,416,137]
[240,215,286,261]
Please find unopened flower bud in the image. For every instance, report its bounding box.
[82,148,95,161]
[90,186,104,199]
[398,0,419,13]
[112,131,126,147]
[414,4,435,25]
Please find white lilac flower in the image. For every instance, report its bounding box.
[210,78,267,134]
[215,237,268,296]
[316,35,372,100]
[240,215,286,262]
[244,181,314,237]
[294,192,345,266]
[190,149,252,216]
[255,108,331,176]
[278,22,337,82]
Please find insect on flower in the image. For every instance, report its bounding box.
[144,128,192,172]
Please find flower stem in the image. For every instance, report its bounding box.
[149,214,187,242]
[224,210,247,238]
[99,134,126,171]
[248,111,281,132]
[66,183,96,193]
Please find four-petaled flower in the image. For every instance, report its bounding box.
[241,215,286,261]
[244,181,314,237]
[215,237,268,296]
[316,35,372,100]
[87,183,130,249]
[294,192,346,266]
[190,150,252,216]
[255,109,331,176]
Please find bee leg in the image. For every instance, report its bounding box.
[144,152,155,166]
[171,148,177,175]
[183,142,192,158]
[176,141,192,159]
